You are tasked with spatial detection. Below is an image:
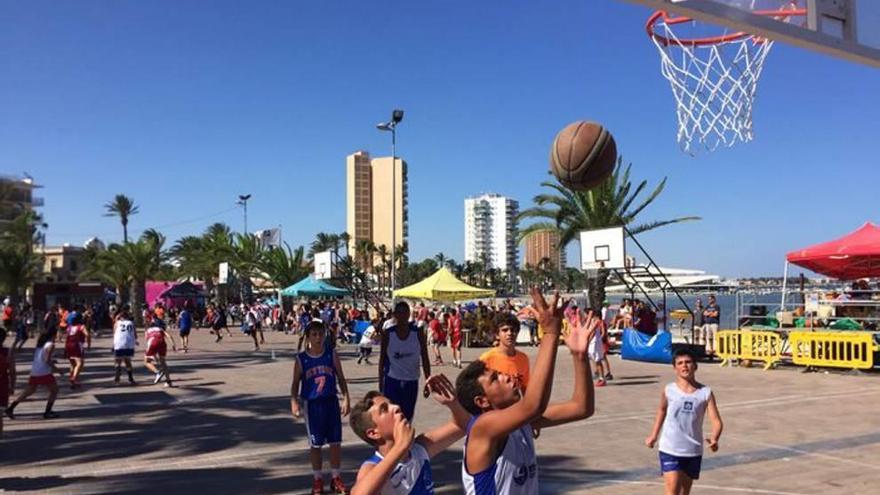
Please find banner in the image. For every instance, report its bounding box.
[218,262,229,284]
[256,228,281,248]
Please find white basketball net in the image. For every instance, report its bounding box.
[650,19,774,154]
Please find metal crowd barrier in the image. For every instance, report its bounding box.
[715,330,783,370]
[789,331,875,370]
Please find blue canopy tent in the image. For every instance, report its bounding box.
[280,276,351,298]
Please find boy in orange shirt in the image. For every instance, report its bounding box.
[479,312,530,391]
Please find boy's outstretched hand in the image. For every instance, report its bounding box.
[529,287,564,335]
[424,374,456,404]
[565,310,593,356]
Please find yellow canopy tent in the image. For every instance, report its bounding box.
[392,267,495,302]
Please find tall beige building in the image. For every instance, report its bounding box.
[524,230,566,270]
[345,151,408,261]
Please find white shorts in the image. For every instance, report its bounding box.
[588,338,605,362]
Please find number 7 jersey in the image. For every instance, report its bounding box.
[297,348,338,400]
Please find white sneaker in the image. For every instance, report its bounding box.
[153,372,163,384]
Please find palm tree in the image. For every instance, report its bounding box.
[433,252,447,267]
[120,233,169,325]
[80,244,129,306]
[309,232,340,260]
[518,158,699,308]
[231,233,267,301]
[0,211,44,304]
[104,194,139,244]
[259,243,311,290]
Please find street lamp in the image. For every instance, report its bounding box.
[237,194,251,234]
[377,109,404,296]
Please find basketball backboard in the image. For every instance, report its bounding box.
[314,251,338,280]
[627,0,880,67]
[580,227,626,271]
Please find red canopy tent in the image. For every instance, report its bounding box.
[786,222,880,280]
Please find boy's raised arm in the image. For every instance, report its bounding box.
[533,313,595,429]
[418,374,470,458]
[471,289,564,445]
[351,416,415,495]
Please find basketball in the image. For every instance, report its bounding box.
[549,121,617,191]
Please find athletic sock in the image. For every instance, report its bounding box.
[45,400,55,414]
[313,470,323,480]
[127,370,134,381]
[115,367,122,381]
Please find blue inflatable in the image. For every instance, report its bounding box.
[621,328,673,364]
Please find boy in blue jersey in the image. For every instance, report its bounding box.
[456,288,596,494]
[348,374,470,495]
[291,320,351,495]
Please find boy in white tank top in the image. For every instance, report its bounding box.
[456,289,597,494]
[645,349,724,495]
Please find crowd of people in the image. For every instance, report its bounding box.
[0,291,725,495]
[290,293,724,495]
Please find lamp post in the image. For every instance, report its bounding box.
[237,194,251,234]
[377,109,404,296]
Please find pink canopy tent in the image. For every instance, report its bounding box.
[786,222,880,280]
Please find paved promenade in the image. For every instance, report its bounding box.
[2,329,879,494]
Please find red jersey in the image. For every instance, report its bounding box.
[66,324,87,345]
[145,326,165,347]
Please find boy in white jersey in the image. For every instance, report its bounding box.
[645,349,724,495]
[112,307,138,385]
[349,374,470,495]
[456,289,595,494]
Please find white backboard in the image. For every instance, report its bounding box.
[314,251,337,280]
[626,0,880,67]
[580,227,626,270]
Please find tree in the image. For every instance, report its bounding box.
[124,232,170,324]
[0,211,45,304]
[309,232,341,260]
[104,194,139,244]
[231,233,267,302]
[259,243,310,290]
[80,244,128,306]
[171,223,234,303]
[518,158,699,308]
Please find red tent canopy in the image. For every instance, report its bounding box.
[786,222,880,280]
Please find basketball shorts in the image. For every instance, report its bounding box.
[303,396,342,448]
[659,451,702,480]
[384,376,418,421]
[114,348,135,358]
[588,338,605,362]
[179,327,191,337]
[146,341,167,358]
[65,342,84,359]
[29,374,57,387]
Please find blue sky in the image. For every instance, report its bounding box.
[2,0,878,277]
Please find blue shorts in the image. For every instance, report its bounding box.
[114,348,135,358]
[384,376,419,421]
[659,451,702,480]
[179,327,191,337]
[304,396,342,448]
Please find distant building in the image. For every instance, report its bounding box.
[464,193,519,272]
[32,244,105,311]
[524,230,566,270]
[37,245,86,284]
[345,151,408,263]
[0,174,43,229]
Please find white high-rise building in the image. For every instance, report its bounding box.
[464,193,519,272]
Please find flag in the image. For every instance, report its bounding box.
[256,228,281,248]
